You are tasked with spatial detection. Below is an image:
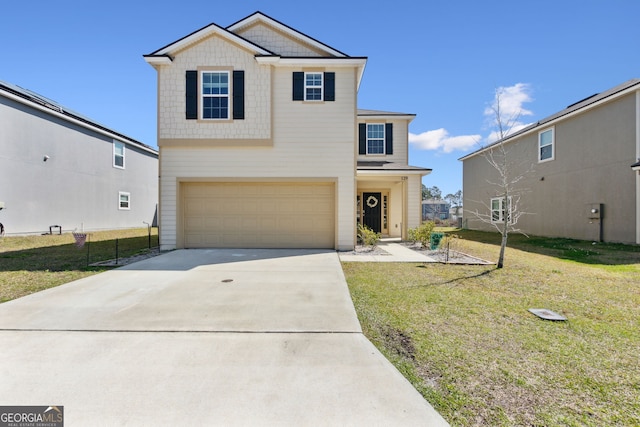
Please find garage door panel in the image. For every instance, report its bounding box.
[182,182,334,248]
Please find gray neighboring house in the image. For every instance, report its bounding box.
[0,80,158,235]
[422,199,450,221]
[460,78,640,244]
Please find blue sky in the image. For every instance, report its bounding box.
[3,0,639,197]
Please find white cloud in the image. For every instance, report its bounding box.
[409,129,480,153]
[483,83,534,141]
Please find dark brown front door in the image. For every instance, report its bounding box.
[363,192,382,233]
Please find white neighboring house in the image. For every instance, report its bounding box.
[144,11,430,250]
[0,80,158,235]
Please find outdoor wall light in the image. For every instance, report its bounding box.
[43,155,50,162]
[591,208,599,214]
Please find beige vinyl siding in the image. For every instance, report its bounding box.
[158,66,357,250]
[357,118,410,164]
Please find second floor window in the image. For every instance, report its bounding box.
[539,128,554,162]
[202,71,229,119]
[113,141,125,169]
[305,72,323,101]
[367,124,385,154]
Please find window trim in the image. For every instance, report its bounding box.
[366,123,386,155]
[113,141,125,169]
[118,192,131,210]
[491,196,512,224]
[304,72,323,101]
[200,69,231,120]
[538,127,555,163]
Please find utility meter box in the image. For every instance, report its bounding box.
[588,203,603,220]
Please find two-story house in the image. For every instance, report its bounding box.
[461,78,640,244]
[0,80,158,235]
[144,12,430,251]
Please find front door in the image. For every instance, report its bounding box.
[363,192,382,233]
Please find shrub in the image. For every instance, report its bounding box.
[407,221,435,247]
[357,223,380,247]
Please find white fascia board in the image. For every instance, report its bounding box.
[460,85,640,162]
[1,90,158,156]
[357,169,431,176]
[228,14,346,57]
[256,57,367,87]
[153,24,271,57]
[143,55,172,65]
[358,114,416,121]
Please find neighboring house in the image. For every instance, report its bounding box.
[144,12,430,250]
[0,80,158,235]
[422,199,450,221]
[460,78,640,244]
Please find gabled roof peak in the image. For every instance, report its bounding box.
[226,11,348,58]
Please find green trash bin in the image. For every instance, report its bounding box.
[430,232,444,250]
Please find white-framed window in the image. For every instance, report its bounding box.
[201,71,229,119]
[538,127,554,162]
[113,141,125,169]
[119,192,130,210]
[367,123,385,154]
[491,196,512,224]
[304,72,323,101]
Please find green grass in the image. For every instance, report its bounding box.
[0,228,158,302]
[343,230,640,426]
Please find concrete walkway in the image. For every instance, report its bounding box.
[339,240,438,262]
[0,249,448,426]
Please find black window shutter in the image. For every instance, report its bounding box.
[358,123,366,155]
[233,70,245,120]
[185,70,198,120]
[293,72,304,101]
[385,123,393,155]
[324,72,335,101]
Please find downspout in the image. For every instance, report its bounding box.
[402,176,408,240]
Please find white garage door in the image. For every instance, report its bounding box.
[182,182,335,248]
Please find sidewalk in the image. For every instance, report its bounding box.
[339,240,438,262]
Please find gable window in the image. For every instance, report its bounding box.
[491,196,512,224]
[305,72,323,101]
[119,192,130,210]
[202,71,229,119]
[113,141,125,169]
[186,70,244,121]
[538,128,554,162]
[367,124,385,154]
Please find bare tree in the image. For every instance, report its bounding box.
[466,88,534,268]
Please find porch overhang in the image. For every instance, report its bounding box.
[357,161,431,177]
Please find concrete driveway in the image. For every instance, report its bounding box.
[0,249,448,426]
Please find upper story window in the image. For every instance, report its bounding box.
[358,123,393,156]
[367,124,385,154]
[538,128,554,162]
[292,72,335,102]
[491,196,512,224]
[305,72,323,101]
[113,141,125,169]
[201,71,229,119]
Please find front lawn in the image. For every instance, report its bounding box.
[342,230,640,426]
